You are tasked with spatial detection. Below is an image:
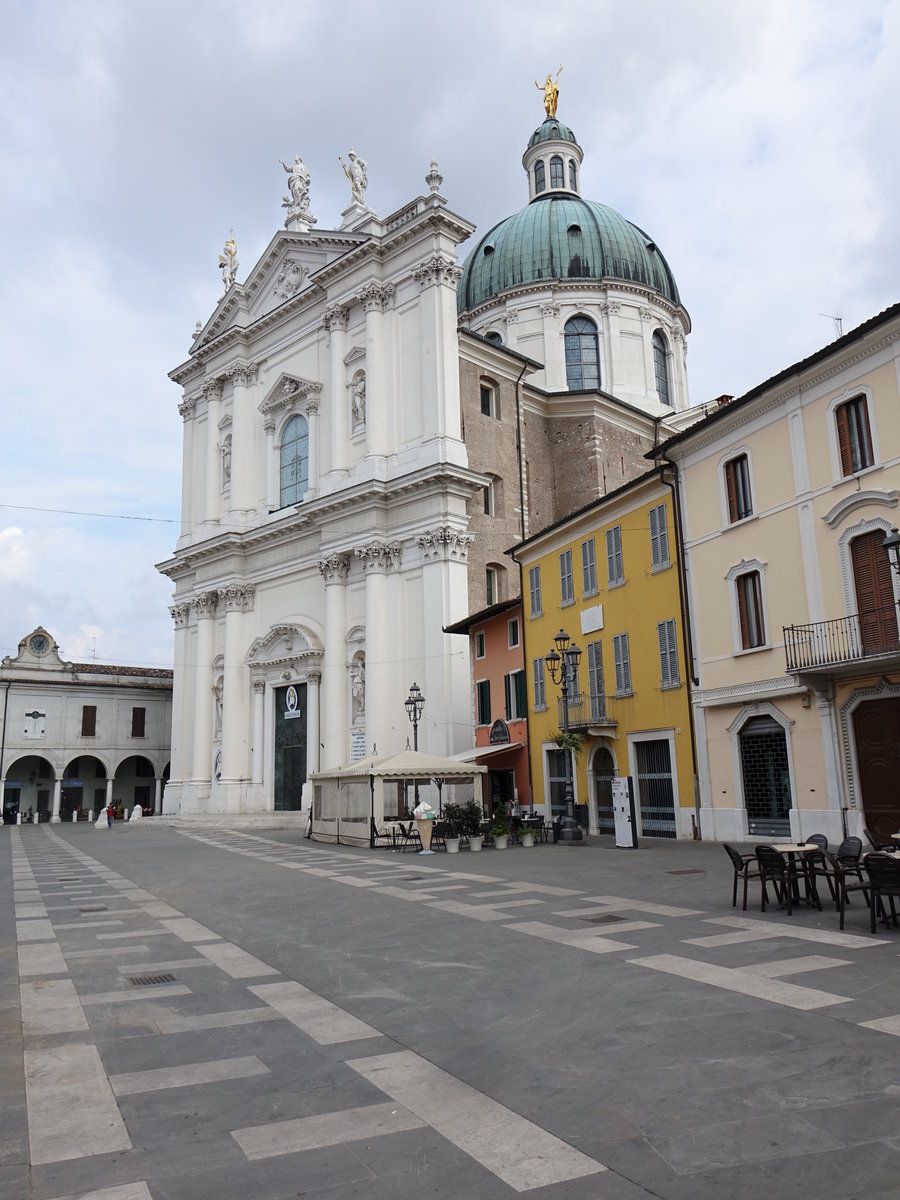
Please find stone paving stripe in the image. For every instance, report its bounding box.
[470,888,528,898]
[81,985,191,1004]
[25,1042,132,1164]
[21,978,90,1035]
[95,929,170,939]
[376,885,440,902]
[504,921,639,952]
[299,867,340,877]
[47,1184,152,1200]
[686,930,786,947]
[140,902,183,918]
[115,958,215,974]
[65,946,153,960]
[584,895,703,916]
[741,955,851,977]
[333,875,380,888]
[110,1054,269,1095]
[346,1049,606,1192]
[426,899,511,921]
[150,1007,284,1034]
[250,981,380,1043]
[18,943,68,976]
[629,953,851,1010]
[16,903,48,919]
[704,916,887,948]
[503,882,585,897]
[233,1100,426,1160]
[195,941,280,978]
[16,918,56,942]
[859,1014,900,1035]
[550,917,661,934]
[56,920,126,930]
[161,917,221,942]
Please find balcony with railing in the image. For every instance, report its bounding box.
[784,603,900,674]
[559,692,617,731]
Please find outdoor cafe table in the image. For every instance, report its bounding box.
[771,843,822,908]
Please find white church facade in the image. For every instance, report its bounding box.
[159,94,696,817]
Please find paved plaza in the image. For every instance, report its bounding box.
[4,823,900,1200]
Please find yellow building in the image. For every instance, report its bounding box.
[511,470,698,839]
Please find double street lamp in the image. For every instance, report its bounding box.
[545,629,584,844]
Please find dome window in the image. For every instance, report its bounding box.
[550,156,564,189]
[534,160,546,194]
[485,331,503,346]
[653,331,672,407]
[564,316,600,391]
[483,243,494,256]
[568,159,577,191]
[567,224,582,235]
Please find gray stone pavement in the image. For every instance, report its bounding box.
[4,823,900,1200]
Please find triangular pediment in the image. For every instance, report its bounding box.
[259,373,323,420]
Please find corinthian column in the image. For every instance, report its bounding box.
[191,590,219,783]
[178,395,197,538]
[218,583,255,799]
[412,255,463,440]
[359,283,394,458]
[319,555,349,767]
[203,379,223,524]
[227,360,259,515]
[168,602,191,790]
[324,303,349,478]
[305,397,320,499]
[251,679,265,785]
[354,542,401,755]
[306,671,321,775]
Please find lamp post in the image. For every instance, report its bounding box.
[405,682,425,812]
[883,528,900,579]
[545,629,584,844]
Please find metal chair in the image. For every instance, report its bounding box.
[755,845,795,914]
[864,853,900,933]
[723,843,761,911]
[396,821,422,853]
[814,836,863,910]
[864,827,895,852]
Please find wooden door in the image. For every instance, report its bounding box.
[852,531,899,655]
[853,698,900,839]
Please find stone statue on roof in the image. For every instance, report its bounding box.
[339,149,368,207]
[218,231,238,291]
[535,65,563,118]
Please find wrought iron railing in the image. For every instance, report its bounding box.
[784,604,900,671]
[559,692,617,727]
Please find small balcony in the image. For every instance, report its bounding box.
[559,692,617,732]
[784,604,900,675]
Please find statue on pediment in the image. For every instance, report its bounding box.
[218,232,238,291]
[339,148,368,207]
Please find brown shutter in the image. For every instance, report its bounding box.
[725,460,738,523]
[131,707,146,737]
[81,705,96,737]
[852,531,898,653]
[836,403,853,475]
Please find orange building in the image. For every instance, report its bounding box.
[444,599,531,814]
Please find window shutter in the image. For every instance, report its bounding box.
[725,460,738,522]
[131,707,146,737]
[658,619,678,686]
[504,674,512,720]
[514,670,527,717]
[81,705,97,737]
[587,642,604,719]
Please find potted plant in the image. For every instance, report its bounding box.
[491,806,510,849]
[520,826,536,847]
[441,801,465,853]
[461,797,485,851]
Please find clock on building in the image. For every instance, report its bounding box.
[29,633,50,655]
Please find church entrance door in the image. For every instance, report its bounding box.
[274,685,307,811]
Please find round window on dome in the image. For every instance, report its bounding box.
[483,244,494,256]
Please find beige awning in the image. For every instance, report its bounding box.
[450,742,525,763]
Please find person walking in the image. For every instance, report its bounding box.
[106,803,114,828]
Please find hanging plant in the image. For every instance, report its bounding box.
[553,729,585,756]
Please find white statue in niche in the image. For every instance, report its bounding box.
[221,436,232,486]
[350,371,366,428]
[214,680,224,737]
[339,148,368,206]
[350,657,365,722]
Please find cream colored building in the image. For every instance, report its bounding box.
[655,302,900,844]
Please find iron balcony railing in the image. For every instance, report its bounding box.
[784,604,900,672]
[559,692,617,728]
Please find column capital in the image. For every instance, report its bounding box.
[252,678,266,694]
[318,554,350,584]
[323,302,349,332]
[226,359,260,387]
[503,310,519,326]
[178,395,198,419]
[358,282,395,312]
[307,670,322,686]
[354,541,401,574]
[169,602,191,629]
[413,254,462,290]
[540,302,560,319]
[202,377,224,401]
[416,527,475,562]
[192,590,219,619]
[305,397,320,416]
[218,583,256,613]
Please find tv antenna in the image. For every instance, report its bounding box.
[819,312,843,339]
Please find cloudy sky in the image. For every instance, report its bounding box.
[2,0,898,668]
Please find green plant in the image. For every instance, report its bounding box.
[553,729,585,756]
[441,801,466,838]
[491,807,509,837]
[461,797,485,836]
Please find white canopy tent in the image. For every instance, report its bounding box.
[309,750,487,846]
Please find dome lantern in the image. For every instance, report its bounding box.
[522,117,583,202]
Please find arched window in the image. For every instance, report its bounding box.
[653,331,672,406]
[564,316,600,390]
[568,159,577,191]
[484,331,503,346]
[534,160,545,194]
[550,156,564,189]
[279,414,309,506]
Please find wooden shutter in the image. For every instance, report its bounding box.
[131,707,146,737]
[514,671,527,718]
[725,460,739,522]
[504,674,512,720]
[658,620,678,686]
[852,531,898,654]
[587,641,605,719]
[81,705,97,737]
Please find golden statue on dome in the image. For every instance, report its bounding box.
[535,65,563,118]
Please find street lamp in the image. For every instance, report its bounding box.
[545,629,584,844]
[405,682,425,814]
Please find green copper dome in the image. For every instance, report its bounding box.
[527,117,578,148]
[458,194,681,313]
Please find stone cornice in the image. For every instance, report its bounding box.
[693,674,803,707]
[459,280,689,328]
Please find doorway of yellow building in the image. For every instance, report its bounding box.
[634,740,676,838]
[853,698,900,839]
[592,747,616,835]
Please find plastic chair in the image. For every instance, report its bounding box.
[864,853,900,933]
[755,845,794,914]
[723,844,761,911]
